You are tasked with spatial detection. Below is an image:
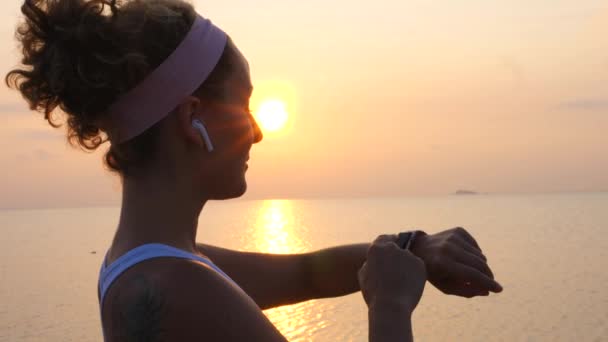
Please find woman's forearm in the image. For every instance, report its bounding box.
[198,243,371,308]
[369,305,414,342]
[306,243,370,298]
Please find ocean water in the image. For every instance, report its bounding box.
[1,193,607,341]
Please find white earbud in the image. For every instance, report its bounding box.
[192,119,214,152]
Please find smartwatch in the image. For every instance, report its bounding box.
[397,230,425,250]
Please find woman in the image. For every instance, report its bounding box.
[7,0,502,341]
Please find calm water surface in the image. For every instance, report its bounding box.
[1,194,607,341]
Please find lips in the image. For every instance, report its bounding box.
[243,154,250,170]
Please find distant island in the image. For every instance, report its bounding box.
[453,190,479,195]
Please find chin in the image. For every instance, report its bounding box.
[212,180,247,200]
[231,182,248,198]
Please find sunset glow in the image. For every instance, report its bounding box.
[0,1,606,208]
[255,99,289,132]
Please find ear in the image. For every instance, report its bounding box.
[175,96,204,146]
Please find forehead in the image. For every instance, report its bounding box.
[228,41,252,90]
[234,46,250,75]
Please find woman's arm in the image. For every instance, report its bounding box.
[199,227,502,309]
[358,235,426,342]
[103,257,288,342]
[369,305,414,342]
[197,243,369,309]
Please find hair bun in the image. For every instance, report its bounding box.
[7,0,120,145]
[6,0,210,176]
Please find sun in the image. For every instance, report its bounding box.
[255,99,289,132]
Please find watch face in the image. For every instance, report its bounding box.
[397,232,414,250]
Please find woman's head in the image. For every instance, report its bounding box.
[6,0,262,200]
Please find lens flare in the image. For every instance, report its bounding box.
[255,99,289,132]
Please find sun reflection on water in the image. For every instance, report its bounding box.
[246,200,327,340]
[249,199,309,254]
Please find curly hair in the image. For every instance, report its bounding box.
[5,0,235,176]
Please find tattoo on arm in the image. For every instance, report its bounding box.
[112,275,167,342]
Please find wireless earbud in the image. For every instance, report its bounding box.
[192,119,214,152]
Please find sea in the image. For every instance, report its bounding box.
[1,193,607,341]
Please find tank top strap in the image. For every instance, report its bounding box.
[98,243,237,306]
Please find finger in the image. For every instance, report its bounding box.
[368,235,401,258]
[438,278,489,298]
[454,227,482,251]
[452,236,487,262]
[375,235,409,252]
[450,246,494,279]
[373,234,399,245]
[459,286,490,298]
[446,280,490,298]
[447,261,503,293]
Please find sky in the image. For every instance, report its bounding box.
[0,0,606,209]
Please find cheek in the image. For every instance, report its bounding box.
[211,117,253,150]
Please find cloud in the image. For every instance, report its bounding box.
[558,99,608,111]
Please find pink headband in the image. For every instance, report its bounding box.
[104,15,228,143]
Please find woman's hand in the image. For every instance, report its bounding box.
[358,235,427,313]
[411,227,503,298]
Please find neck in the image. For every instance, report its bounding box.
[111,170,206,256]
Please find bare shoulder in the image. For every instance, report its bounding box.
[102,257,286,342]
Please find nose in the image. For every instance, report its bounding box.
[248,111,263,143]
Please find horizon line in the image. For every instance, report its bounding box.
[1,190,606,211]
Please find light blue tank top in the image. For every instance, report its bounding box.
[98,243,238,307]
